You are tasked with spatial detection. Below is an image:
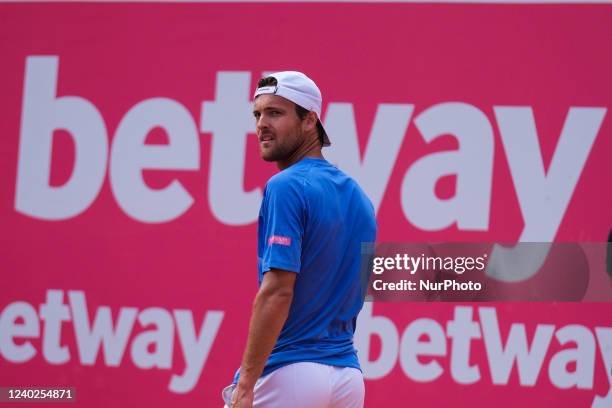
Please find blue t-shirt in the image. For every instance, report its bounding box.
[235,157,377,382]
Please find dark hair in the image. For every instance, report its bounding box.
[257,76,325,146]
[257,76,278,88]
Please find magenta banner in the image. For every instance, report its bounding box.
[1,3,611,407]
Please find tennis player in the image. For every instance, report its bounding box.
[223,71,377,408]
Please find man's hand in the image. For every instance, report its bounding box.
[230,384,254,408]
[233,268,296,407]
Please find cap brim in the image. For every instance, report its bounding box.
[318,120,331,147]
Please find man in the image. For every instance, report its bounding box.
[224,71,377,408]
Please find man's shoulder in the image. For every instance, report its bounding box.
[265,167,307,197]
[266,160,320,191]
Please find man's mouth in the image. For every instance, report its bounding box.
[259,134,274,143]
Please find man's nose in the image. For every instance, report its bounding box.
[256,114,269,131]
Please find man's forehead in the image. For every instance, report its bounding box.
[253,94,294,110]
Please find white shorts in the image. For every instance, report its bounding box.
[222,362,364,408]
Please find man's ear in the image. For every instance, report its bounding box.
[304,111,318,132]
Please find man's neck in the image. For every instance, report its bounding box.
[277,140,324,171]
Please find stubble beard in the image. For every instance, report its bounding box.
[260,127,303,163]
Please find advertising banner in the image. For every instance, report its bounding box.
[1,2,611,407]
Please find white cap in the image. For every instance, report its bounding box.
[254,71,331,146]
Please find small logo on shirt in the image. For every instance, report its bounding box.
[268,235,292,246]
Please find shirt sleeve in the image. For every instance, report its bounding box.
[259,177,306,274]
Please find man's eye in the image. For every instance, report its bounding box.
[253,112,260,119]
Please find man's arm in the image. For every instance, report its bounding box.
[231,268,296,407]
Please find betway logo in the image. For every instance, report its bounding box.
[2,291,610,404]
[15,56,607,241]
[0,290,224,394]
[355,303,612,407]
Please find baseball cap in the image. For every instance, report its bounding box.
[254,71,331,146]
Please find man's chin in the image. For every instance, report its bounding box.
[260,151,278,162]
[260,147,286,162]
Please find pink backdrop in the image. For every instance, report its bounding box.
[1,3,611,407]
